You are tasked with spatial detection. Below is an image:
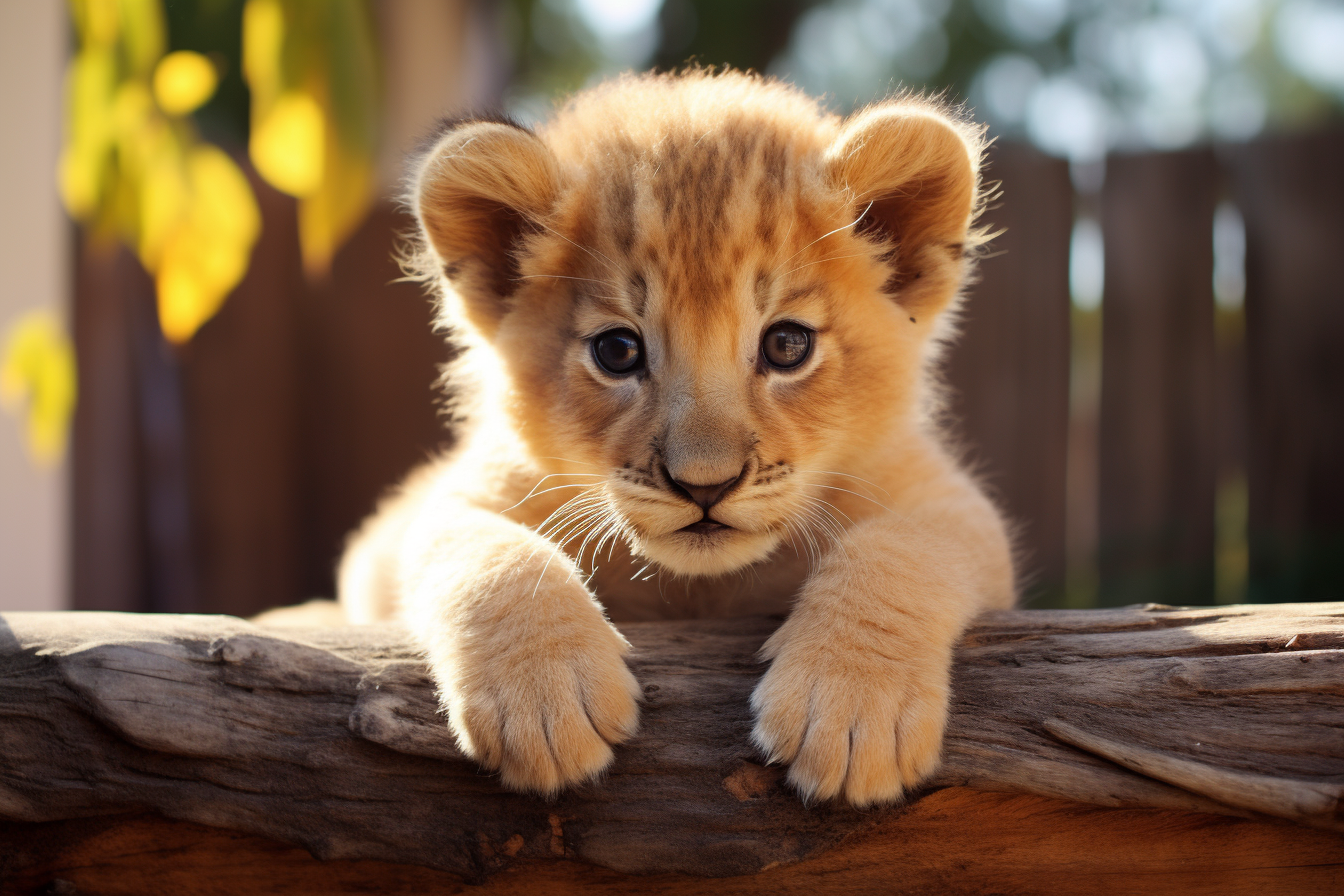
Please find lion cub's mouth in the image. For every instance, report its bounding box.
[678,519,733,536]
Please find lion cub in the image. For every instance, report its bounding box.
[339,70,1015,807]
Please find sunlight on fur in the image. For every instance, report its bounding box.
[331,69,1015,807]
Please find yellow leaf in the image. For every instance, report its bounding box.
[156,264,216,344]
[117,0,167,76]
[250,90,326,197]
[0,311,77,465]
[298,142,371,276]
[242,0,286,103]
[153,50,218,116]
[112,79,156,146]
[70,0,120,48]
[61,0,267,345]
[137,137,188,268]
[58,47,118,219]
[155,146,261,342]
[189,145,262,240]
[241,0,379,277]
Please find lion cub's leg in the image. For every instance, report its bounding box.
[396,497,641,795]
[750,494,1013,807]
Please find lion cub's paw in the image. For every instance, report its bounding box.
[749,625,950,807]
[439,599,641,796]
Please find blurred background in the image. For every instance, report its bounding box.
[2,0,1341,615]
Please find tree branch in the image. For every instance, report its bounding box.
[0,604,1341,880]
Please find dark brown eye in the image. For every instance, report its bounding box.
[592,328,644,375]
[761,322,813,370]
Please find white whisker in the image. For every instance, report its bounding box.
[781,514,817,571]
[534,220,623,279]
[596,516,628,562]
[591,517,626,570]
[782,251,872,278]
[532,505,608,597]
[533,490,602,534]
[808,483,896,514]
[550,507,608,561]
[808,495,855,530]
[516,273,613,286]
[781,200,874,266]
[532,456,603,468]
[799,505,832,557]
[530,500,607,567]
[574,508,617,571]
[502,477,602,514]
[537,498,606,542]
[795,469,891,498]
[811,503,848,548]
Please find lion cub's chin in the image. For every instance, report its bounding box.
[631,526,782,577]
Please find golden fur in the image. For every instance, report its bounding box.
[338,70,1015,806]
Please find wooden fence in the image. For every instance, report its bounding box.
[948,132,1343,607]
[72,176,450,618]
[70,133,1344,616]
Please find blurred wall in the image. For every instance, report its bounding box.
[376,0,504,192]
[0,4,68,611]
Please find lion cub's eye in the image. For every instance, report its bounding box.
[761,322,813,370]
[592,328,644,375]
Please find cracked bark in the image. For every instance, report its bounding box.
[0,604,1341,887]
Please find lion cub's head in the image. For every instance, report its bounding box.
[412,71,984,577]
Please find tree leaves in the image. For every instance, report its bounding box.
[152,50,219,117]
[58,0,263,345]
[156,145,262,342]
[243,0,379,277]
[7,0,382,466]
[0,312,77,465]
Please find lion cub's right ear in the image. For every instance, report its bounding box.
[412,119,560,335]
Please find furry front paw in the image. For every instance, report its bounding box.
[749,622,951,807]
[434,583,641,796]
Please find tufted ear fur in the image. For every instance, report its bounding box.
[825,102,982,317]
[413,119,561,335]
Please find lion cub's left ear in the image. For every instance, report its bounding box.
[825,102,983,317]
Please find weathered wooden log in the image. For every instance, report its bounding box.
[1,604,1342,889]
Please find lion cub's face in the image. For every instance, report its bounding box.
[414,74,981,577]
[503,167,913,577]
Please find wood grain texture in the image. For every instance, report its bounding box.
[181,172,306,618]
[1099,149,1221,607]
[945,143,1073,602]
[291,202,451,600]
[182,191,449,615]
[0,605,1341,884]
[1231,130,1344,603]
[70,192,449,617]
[70,240,149,613]
[4,792,1342,896]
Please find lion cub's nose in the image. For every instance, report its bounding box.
[666,467,745,511]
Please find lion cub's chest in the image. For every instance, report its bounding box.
[499,476,809,621]
[580,536,807,622]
